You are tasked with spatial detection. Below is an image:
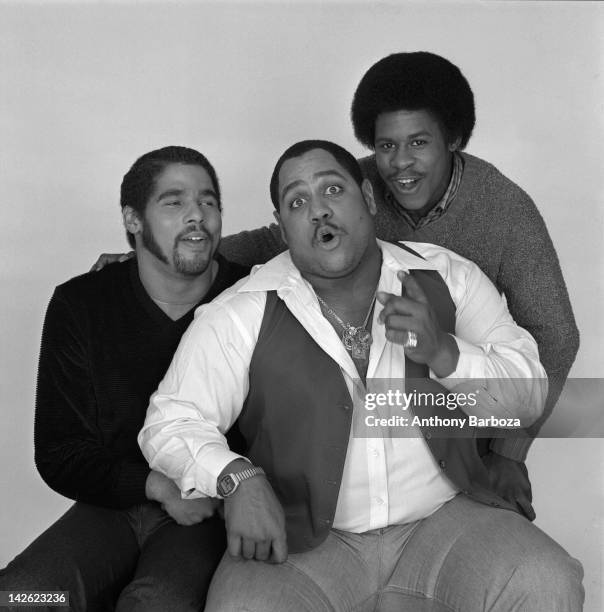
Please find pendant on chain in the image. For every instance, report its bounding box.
[343,327,373,360]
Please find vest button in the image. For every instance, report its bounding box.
[321,518,331,525]
[340,404,352,411]
[439,460,446,469]
[425,432,432,440]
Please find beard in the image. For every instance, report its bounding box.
[141,222,214,277]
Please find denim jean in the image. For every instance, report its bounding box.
[205,494,584,612]
[0,501,226,612]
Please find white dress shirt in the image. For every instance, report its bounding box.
[139,240,547,531]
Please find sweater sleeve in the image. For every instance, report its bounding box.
[219,223,286,267]
[490,193,579,460]
[34,288,150,508]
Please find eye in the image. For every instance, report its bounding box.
[165,200,181,207]
[324,185,343,196]
[200,199,218,208]
[289,197,306,210]
[379,142,395,151]
[410,139,427,147]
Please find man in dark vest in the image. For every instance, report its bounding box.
[139,140,583,611]
[0,146,249,611]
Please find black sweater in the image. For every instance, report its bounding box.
[34,255,249,509]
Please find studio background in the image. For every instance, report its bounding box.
[1,1,602,609]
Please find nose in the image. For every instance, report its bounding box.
[184,201,204,225]
[309,197,332,224]
[391,146,413,170]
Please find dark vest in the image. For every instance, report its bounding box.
[238,244,517,553]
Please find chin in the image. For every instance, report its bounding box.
[317,254,359,278]
[174,256,212,276]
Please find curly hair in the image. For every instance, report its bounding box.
[351,51,475,150]
[120,146,221,248]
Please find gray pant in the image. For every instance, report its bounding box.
[0,502,226,612]
[206,494,584,612]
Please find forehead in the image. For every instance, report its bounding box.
[375,109,445,139]
[152,163,214,195]
[278,149,353,192]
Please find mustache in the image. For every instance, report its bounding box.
[314,221,341,239]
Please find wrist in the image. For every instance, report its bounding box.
[218,459,251,481]
[217,462,265,498]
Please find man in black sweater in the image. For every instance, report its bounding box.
[0,146,249,611]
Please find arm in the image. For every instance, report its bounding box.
[436,255,548,427]
[219,224,286,267]
[138,293,285,558]
[138,292,263,498]
[491,197,579,460]
[377,260,547,425]
[219,459,287,563]
[34,289,150,508]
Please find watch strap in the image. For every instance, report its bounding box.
[218,465,265,498]
[232,466,265,485]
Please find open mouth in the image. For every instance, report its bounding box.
[316,225,340,246]
[394,177,421,191]
[179,232,210,249]
[319,230,335,243]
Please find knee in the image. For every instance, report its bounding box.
[508,548,584,611]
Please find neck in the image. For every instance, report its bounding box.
[307,241,382,311]
[136,250,218,319]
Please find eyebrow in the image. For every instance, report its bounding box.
[375,130,432,141]
[280,169,348,201]
[157,188,217,201]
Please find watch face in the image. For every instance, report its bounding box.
[218,474,236,497]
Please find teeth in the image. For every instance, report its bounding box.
[397,178,417,184]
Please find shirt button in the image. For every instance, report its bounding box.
[375,497,384,505]
[439,460,446,469]
[371,448,379,457]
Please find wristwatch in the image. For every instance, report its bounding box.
[217,466,265,498]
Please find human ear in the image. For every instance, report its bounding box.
[273,210,288,245]
[122,206,142,236]
[361,179,377,216]
[448,136,462,152]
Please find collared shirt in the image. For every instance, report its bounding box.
[139,240,546,531]
[385,152,464,230]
